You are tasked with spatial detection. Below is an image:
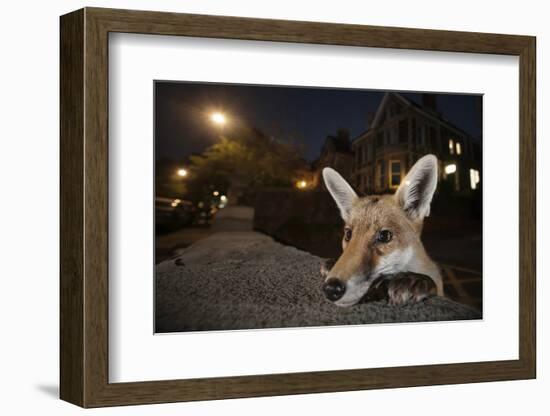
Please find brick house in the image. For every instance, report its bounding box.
[351,92,481,195]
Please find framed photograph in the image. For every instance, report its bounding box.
[60,7,536,408]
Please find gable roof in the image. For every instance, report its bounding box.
[369,92,474,139]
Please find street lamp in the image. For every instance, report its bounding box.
[177,168,188,177]
[210,112,226,126]
[296,180,308,190]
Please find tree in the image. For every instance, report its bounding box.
[186,126,304,202]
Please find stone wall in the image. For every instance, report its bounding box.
[253,188,482,260]
[253,189,343,258]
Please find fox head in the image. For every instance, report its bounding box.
[322,154,442,307]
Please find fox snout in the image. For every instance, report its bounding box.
[321,250,372,306]
[322,278,346,301]
[321,272,372,307]
[320,259,352,302]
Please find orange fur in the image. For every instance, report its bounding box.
[322,155,443,307]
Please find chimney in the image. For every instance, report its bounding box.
[336,128,350,142]
[422,93,437,111]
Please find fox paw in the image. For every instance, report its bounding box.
[386,272,437,306]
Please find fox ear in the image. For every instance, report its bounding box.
[395,155,438,221]
[322,168,357,221]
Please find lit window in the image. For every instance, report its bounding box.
[456,142,462,155]
[390,160,401,187]
[470,169,480,190]
[445,164,457,174]
[449,139,454,154]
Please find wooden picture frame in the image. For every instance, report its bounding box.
[60,7,536,408]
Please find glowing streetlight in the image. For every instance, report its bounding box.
[220,195,227,202]
[177,168,188,177]
[296,180,308,190]
[213,191,220,196]
[210,112,226,126]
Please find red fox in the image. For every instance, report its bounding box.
[321,154,443,307]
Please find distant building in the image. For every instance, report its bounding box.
[313,129,354,189]
[351,92,481,195]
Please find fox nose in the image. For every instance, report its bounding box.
[323,278,346,301]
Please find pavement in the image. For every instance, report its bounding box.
[155,206,481,333]
[440,264,482,311]
[155,206,255,263]
[155,226,214,264]
[421,233,483,310]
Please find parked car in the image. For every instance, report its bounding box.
[193,200,216,225]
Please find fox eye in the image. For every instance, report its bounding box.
[344,227,352,242]
[377,230,393,243]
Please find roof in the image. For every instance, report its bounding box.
[324,135,352,153]
[398,94,474,138]
[356,92,475,143]
[321,129,353,154]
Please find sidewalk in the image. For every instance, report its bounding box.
[156,205,256,263]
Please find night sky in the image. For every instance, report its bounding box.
[155,81,482,162]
